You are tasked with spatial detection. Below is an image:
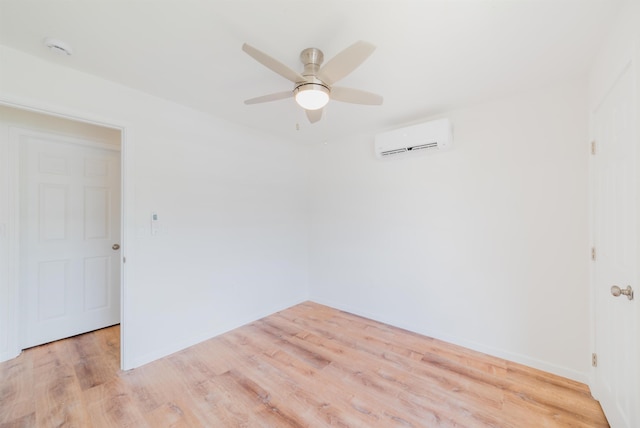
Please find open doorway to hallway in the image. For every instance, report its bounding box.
[0,104,123,367]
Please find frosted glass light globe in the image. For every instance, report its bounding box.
[295,84,330,110]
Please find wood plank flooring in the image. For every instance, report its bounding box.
[0,301,609,427]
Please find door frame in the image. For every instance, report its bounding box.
[588,54,639,425]
[0,98,129,370]
[16,128,121,348]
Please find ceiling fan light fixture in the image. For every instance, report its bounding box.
[294,83,330,110]
[242,41,381,123]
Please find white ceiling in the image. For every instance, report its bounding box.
[0,0,622,144]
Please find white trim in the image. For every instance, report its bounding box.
[0,97,129,370]
[129,297,308,369]
[0,125,21,362]
[311,296,589,383]
[588,59,634,393]
[0,97,122,132]
[9,126,120,152]
[9,127,23,357]
[588,51,639,426]
[587,107,597,394]
[119,126,130,370]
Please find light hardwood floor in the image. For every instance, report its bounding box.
[1,301,608,427]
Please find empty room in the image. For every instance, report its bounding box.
[0,0,638,426]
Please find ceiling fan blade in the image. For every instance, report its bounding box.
[331,87,383,105]
[244,91,292,105]
[306,108,324,124]
[242,43,305,83]
[318,41,376,85]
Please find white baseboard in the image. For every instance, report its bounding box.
[125,297,308,370]
[309,296,589,385]
[0,349,21,364]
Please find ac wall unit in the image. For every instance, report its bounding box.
[374,118,453,159]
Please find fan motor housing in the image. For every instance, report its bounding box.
[299,48,325,80]
[300,48,323,67]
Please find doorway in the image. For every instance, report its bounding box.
[591,62,639,427]
[0,104,124,365]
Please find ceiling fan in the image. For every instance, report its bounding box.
[242,41,383,124]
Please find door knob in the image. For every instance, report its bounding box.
[611,285,634,300]
[112,244,120,250]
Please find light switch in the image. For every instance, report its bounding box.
[151,212,159,235]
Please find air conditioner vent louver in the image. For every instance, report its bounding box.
[380,148,407,156]
[375,118,452,159]
[409,142,438,151]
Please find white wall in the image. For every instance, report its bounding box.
[308,79,590,381]
[0,46,309,368]
[0,42,598,382]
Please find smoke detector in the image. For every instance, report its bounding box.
[43,38,73,56]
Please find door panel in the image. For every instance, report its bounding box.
[592,64,638,428]
[20,134,120,349]
[83,256,110,310]
[84,186,110,239]
[40,184,68,240]
[37,259,68,320]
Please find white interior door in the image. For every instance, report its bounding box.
[592,64,639,427]
[20,132,121,348]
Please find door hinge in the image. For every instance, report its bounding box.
[591,141,596,155]
[591,247,596,261]
[592,353,598,367]
[123,256,126,264]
